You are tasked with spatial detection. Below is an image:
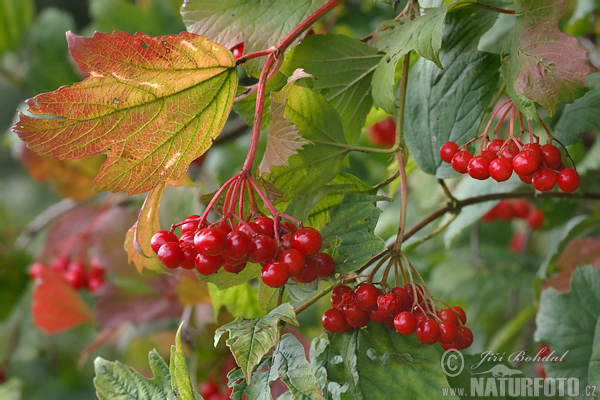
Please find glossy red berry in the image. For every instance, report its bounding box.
[150,230,178,254]
[523,143,543,163]
[261,261,289,288]
[527,209,544,230]
[231,42,244,59]
[512,151,540,176]
[468,155,491,180]
[322,308,351,333]
[314,252,335,277]
[277,249,305,277]
[236,222,263,237]
[394,311,417,335]
[437,308,460,325]
[51,256,69,273]
[377,293,402,317]
[512,199,530,219]
[438,322,458,343]
[501,141,521,161]
[369,309,389,323]
[194,227,226,256]
[458,326,473,348]
[439,141,459,163]
[416,320,439,344]
[451,306,467,324]
[180,246,198,270]
[369,117,396,148]
[331,285,353,307]
[180,215,201,234]
[494,200,514,220]
[157,242,184,269]
[488,158,513,182]
[341,302,370,328]
[225,231,252,260]
[520,174,533,184]
[532,167,557,191]
[195,254,223,275]
[292,227,322,256]
[557,168,580,193]
[486,139,504,155]
[541,144,562,169]
[355,284,380,311]
[451,151,473,173]
[391,286,411,312]
[254,217,275,238]
[481,150,498,161]
[280,233,294,250]
[293,257,319,283]
[223,261,247,274]
[248,234,277,263]
[537,344,552,358]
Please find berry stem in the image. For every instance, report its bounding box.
[293,282,336,315]
[235,47,276,65]
[481,99,512,140]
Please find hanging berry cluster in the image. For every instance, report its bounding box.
[482,199,544,230]
[149,172,334,288]
[439,100,580,193]
[29,256,106,292]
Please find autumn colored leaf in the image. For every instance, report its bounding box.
[32,266,95,334]
[502,0,597,115]
[13,31,237,195]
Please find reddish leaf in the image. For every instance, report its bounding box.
[32,267,95,334]
[542,238,600,293]
[13,31,237,194]
[502,0,596,115]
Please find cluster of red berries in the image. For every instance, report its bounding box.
[440,140,580,192]
[322,283,473,350]
[150,216,335,288]
[482,199,544,230]
[28,256,106,292]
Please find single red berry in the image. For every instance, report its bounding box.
[355,284,380,312]
[468,155,491,180]
[523,143,543,163]
[261,261,289,288]
[224,231,252,260]
[51,256,70,273]
[486,139,504,155]
[439,141,459,163]
[509,231,526,252]
[180,246,198,270]
[248,234,277,263]
[520,174,533,184]
[322,309,351,333]
[277,248,305,277]
[488,157,513,182]
[501,141,521,161]
[480,150,498,161]
[458,326,473,349]
[150,230,179,254]
[369,117,396,148]
[341,301,370,328]
[512,199,530,219]
[254,217,275,238]
[451,306,467,324]
[394,311,417,335]
[293,227,322,256]
[437,308,460,325]
[391,286,411,312]
[557,168,580,193]
[179,232,195,247]
[532,167,557,191]
[441,334,465,351]
[494,200,514,220]
[482,208,497,222]
[537,344,552,358]
[29,261,46,280]
[223,261,247,274]
[416,320,439,344]
[369,309,389,323]
[451,151,473,173]
[280,233,294,250]
[88,275,105,293]
[199,381,220,399]
[180,215,201,234]
[541,144,562,168]
[281,221,298,234]
[314,252,335,278]
[404,283,424,305]
[195,253,223,275]
[157,242,185,269]
[377,293,402,317]
[438,322,458,343]
[512,151,540,176]
[292,257,319,283]
[194,227,226,256]
[236,222,263,237]
[331,285,353,307]
[556,160,566,171]
[64,260,88,289]
[536,363,546,379]
[231,42,244,59]
[413,308,428,325]
[527,209,544,230]
[90,259,105,278]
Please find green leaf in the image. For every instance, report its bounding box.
[94,350,174,400]
[214,303,298,383]
[535,266,600,393]
[0,0,34,54]
[169,322,200,400]
[371,5,449,113]
[233,72,287,128]
[311,322,449,400]
[589,318,600,388]
[538,215,600,278]
[403,6,500,176]
[0,378,23,400]
[554,72,600,145]
[227,360,272,400]
[181,0,327,77]
[281,34,382,143]
[501,0,597,116]
[443,176,523,247]
[13,31,237,195]
[199,262,261,290]
[261,84,349,201]
[319,193,386,274]
[270,334,325,400]
[258,282,289,311]
[208,281,266,319]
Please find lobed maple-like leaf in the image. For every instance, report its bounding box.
[502,0,597,115]
[13,31,237,195]
[32,267,95,334]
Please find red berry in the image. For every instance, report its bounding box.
[451,151,472,173]
[292,227,322,256]
[88,275,105,293]
[64,260,88,289]
[231,42,244,59]
[532,167,557,191]
[180,246,198,270]
[195,253,223,275]
[29,261,46,280]
[236,222,263,237]
[467,155,491,180]
[394,311,417,335]
[277,248,305,277]
[509,231,526,252]
[416,320,439,344]
[523,143,543,163]
[391,286,411,312]
[223,261,247,274]
[281,221,298,234]
[537,344,551,358]
[512,151,540,176]
[331,285,353,307]
[51,256,69,273]
[520,174,533,184]
[180,215,201,234]
[486,139,504,155]
[369,117,396,148]
[248,234,277,263]
[355,284,380,311]
[404,283,424,305]
[261,261,289,288]
[199,381,220,399]
[225,231,252,260]
[557,168,580,193]
[527,209,544,230]
[439,141,459,163]
[482,208,496,222]
[369,309,389,323]
[437,308,460,325]
[292,257,319,283]
[495,200,514,220]
[194,227,226,256]
[541,144,562,168]
[488,157,513,182]
[314,252,335,278]
[254,217,275,238]
[451,306,467,324]
[481,150,498,161]
[501,141,521,161]
[438,322,458,343]
[341,301,370,328]
[157,242,184,269]
[458,326,473,348]
[376,293,402,317]
[536,363,546,379]
[512,199,530,219]
[322,308,351,333]
[150,230,179,254]
[280,233,294,250]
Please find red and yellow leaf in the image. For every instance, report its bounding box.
[32,267,95,334]
[13,31,237,194]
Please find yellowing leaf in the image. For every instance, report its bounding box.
[13,31,237,194]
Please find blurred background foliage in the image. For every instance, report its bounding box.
[0,0,599,399]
